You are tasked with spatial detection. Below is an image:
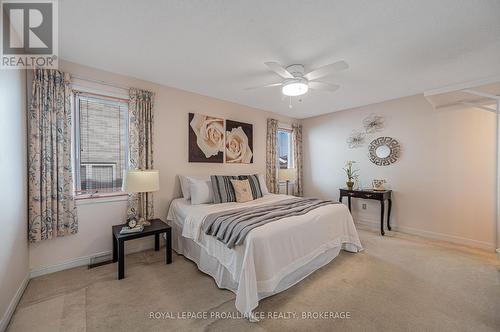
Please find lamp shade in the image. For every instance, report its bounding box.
[123,170,160,193]
[279,168,297,182]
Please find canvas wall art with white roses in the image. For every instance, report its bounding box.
[189,113,225,163]
[225,120,253,164]
[188,113,253,164]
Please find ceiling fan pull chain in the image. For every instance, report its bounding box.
[289,96,293,109]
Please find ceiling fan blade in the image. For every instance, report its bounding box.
[264,62,294,79]
[245,82,282,90]
[309,81,340,92]
[304,60,348,81]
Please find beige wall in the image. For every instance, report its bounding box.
[27,61,495,272]
[0,70,29,329]
[303,94,496,250]
[29,61,296,271]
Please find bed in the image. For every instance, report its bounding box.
[167,193,362,319]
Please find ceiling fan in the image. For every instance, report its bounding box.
[248,60,348,97]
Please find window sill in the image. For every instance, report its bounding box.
[75,193,129,205]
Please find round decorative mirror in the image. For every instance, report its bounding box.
[369,137,400,166]
[375,145,391,158]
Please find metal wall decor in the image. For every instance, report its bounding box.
[347,114,385,149]
[368,137,400,166]
[346,130,366,149]
[363,114,385,133]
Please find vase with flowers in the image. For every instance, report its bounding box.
[343,161,359,190]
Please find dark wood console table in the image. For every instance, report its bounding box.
[339,188,392,236]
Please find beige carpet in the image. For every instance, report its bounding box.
[8,228,500,332]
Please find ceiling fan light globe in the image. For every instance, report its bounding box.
[282,81,309,96]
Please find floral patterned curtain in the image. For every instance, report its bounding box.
[266,118,279,193]
[292,123,304,197]
[127,88,155,219]
[28,69,78,242]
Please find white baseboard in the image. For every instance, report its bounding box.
[29,250,112,278]
[29,239,160,278]
[0,272,30,332]
[355,218,496,251]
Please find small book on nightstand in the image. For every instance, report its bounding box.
[119,225,144,234]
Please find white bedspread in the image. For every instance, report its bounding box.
[167,194,363,315]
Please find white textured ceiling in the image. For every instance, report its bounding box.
[59,0,500,118]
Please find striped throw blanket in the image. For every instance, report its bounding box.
[202,197,337,248]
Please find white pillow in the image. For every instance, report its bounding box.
[179,176,191,198]
[190,179,214,205]
[258,174,269,195]
[179,175,209,199]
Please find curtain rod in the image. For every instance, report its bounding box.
[70,74,130,91]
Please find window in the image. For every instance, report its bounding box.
[74,92,129,196]
[277,129,293,169]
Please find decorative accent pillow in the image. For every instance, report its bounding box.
[258,174,269,195]
[230,179,254,203]
[211,175,239,203]
[238,174,263,199]
[190,179,214,205]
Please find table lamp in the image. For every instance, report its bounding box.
[279,168,297,195]
[124,169,159,226]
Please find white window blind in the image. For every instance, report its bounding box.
[74,93,129,195]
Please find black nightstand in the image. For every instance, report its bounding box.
[112,219,172,280]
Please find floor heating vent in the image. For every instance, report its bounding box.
[88,253,113,269]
